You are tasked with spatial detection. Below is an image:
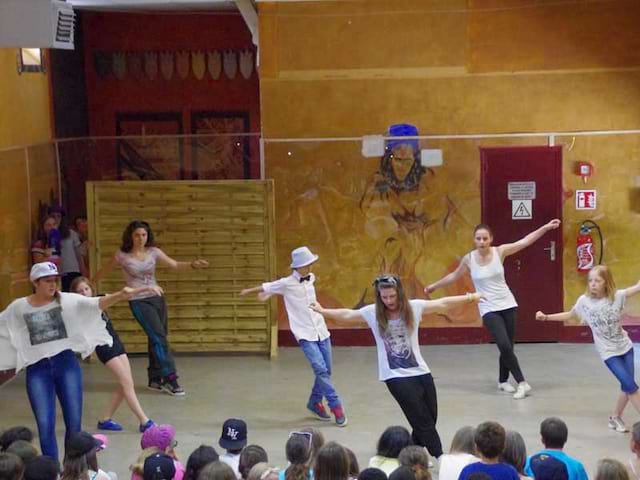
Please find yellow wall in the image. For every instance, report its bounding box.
[0,48,55,306]
[0,49,52,149]
[259,0,640,329]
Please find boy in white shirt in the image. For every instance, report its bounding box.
[240,246,347,426]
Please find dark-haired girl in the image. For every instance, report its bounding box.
[104,220,209,396]
[425,219,561,399]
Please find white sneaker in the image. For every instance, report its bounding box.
[498,382,516,393]
[513,382,531,399]
[608,416,628,433]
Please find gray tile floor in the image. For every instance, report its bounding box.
[0,344,635,478]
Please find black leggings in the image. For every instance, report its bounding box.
[385,374,443,458]
[129,295,177,382]
[482,307,525,384]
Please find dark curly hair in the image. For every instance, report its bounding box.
[120,220,155,253]
[378,149,428,193]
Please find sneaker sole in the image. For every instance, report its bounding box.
[336,418,348,427]
[147,385,163,392]
[161,386,186,396]
[307,410,331,422]
[608,424,628,433]
[97,424,123,432]
[498,387,515,394]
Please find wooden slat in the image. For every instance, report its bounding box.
[87,180,276,355]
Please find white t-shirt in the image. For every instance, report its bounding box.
[572,289,633,360]
[262,272,330,342]
[60,229,82,274]
[358,300,431,381]
[0,293,112,372]
[219,453,241,479]
[438,453,480,480]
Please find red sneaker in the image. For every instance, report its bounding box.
[331,405,348,427]
[307,401,331,421]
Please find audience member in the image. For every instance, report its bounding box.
[238,447,267,480]
[0,453,24,480]
[219,420,247,480]
[144,454,176,480]
[23,456,58,480]
[595,460,629,480]
[459,421,519,480]
[185,446,219,480]
[6,442,38,466]
[197,462,235,480]
[280,433,311,480]
[345,448,359,480]
[315,443,349,480]
[0,428,34,453]
[398,446,431,480]
[439,426,479,480]
[501,432,530,479]
[524,418,587,480]
[368,427,412,476]
[357,469,387,480]
[140,426,184,480]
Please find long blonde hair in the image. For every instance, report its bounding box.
[374,275,414,334]
[130,447,161,475]
[587,266,616,302]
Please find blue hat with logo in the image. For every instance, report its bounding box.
[386,123,420,153]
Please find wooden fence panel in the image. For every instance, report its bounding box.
[87,180,277,356]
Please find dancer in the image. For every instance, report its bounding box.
[71,276,156,432]
[98,220,209,396]
[425,219,561,399]
[535,265,640,433]
[240,246,347,426]
[0,262,149,462]
[310,274,482,458]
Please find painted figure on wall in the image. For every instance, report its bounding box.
[360,124,455,298]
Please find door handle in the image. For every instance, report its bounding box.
[543,241,556,261]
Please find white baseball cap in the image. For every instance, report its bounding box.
[290,246,319,269]
[30,262,60,282]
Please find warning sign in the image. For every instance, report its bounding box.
[512,200,532,220]
[508,182,536,200]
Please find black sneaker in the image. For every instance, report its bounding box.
[162,378,185,396]
[147,379,163,392]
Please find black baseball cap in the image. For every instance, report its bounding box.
[219,419,247,450]
[24,455,60,480]
[530,453,569,480]
[144,453,176,480]
[66,431,102,459]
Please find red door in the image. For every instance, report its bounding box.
[480,146,563,342]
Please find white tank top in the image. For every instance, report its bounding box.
[467,247,518,316]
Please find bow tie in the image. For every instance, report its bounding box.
[299,275,311,283]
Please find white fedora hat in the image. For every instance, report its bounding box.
[290,246,319,269]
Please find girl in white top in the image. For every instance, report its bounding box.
[426,219,561,399]
[311,275,481,459]
[536,265,640,434]
[438,426,479,480]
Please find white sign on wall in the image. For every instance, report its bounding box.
[512,200,532,220]
[508,182,536,200]
[576,190,597,210]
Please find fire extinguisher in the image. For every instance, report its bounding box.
[577,220,603,273]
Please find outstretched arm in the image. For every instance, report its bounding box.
[239,285,265,296]
[98,286,159,310]
[91,254,117,284]
[625,280,640,299]
[535,310,577,322]
[498,219,561,258]
[156,249,209,270]
[421,292,482,314]
[310,302,366,325]
[424,258,469,295]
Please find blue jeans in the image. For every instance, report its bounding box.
[604,348,639,394]
[299,338,341,409]
[26,349,83,461]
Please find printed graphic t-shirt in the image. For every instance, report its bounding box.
[0,293,112,372]
[114,247,161,300]
[358,300,430,381]
[572,289,633,360]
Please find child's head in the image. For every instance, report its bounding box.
[357,469,387,480]
[449,426,476,455]
[595,459,629,480]
[299,428,324,467]
[6,441,39,465]
[540,417,568,450]
[219,419,247,454]
[0,453,24,480]
[284,433,312,480]
[185,446,219,480]
[143,453,176,480]
[314,442,349,480]
[197,461,236,480]
[70,277,94,297]
[474,421,505,460]
[631,422,640,456]
[398,446,431,480]
[500,431,527,475]
[142,425,178,456]
[344,447,359,478]
[24,456,59,480]
[64,431,103,476]
[290,247,318,276]
[586,266,616,301]
[0,428,34,453]
[239,446,268,480]
[388,467,416,480]
[131,448,162,476]
[376,426,412,459]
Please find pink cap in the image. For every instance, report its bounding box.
[141,424,176,450]
[93,434,108,451]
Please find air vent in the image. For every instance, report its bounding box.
[0,0,75,50]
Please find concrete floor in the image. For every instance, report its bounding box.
[0,344,635,478]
